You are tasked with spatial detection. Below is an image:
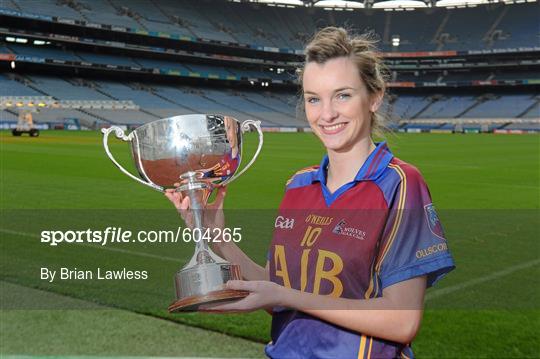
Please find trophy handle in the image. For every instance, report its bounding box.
[221,119,263,186]
[101,126,163,192]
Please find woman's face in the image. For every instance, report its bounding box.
[302,56,380,153]
[224,116,238,148]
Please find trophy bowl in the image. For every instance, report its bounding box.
[101,114,263,312]
[130,114,243,188]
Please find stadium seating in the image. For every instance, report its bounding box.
[0,0,19,12]
[5,43,288,81]
[31,108,109,125]
[0,74,305,126]
[84,109,158,124]
[463,94,535,118]
[28,76,111,101]
[3,0,538,51]
[0,74,43,96]
[2,74,538,128]
[8,44,81,62]
[16,0,83,19]
[1,109,19,121]
[389,95,432,120]
[419,96,477,119]
[97,81,173,108]
[492,4,539,49]
[521,102,539,118]
[76,0,141,29]
[1,1,538,130]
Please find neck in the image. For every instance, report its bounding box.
[326,137,376,192]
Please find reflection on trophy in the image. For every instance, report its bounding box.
[101,114,263,312]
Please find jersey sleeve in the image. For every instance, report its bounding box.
[376,164,455,290]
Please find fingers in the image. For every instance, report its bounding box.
[225,280,253,292]
[164,185,192,228]
[168,184,226,211]
[180,195,190,211]
[164,183,188,209]
[199,295,251,313]
[198,302,234,312]
[215,186,227,209]
[207,185,227,209]
[164,189,181,208]
[216,185,227,197]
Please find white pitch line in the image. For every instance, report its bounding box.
[426,258,540,301]
[0,228,180,263]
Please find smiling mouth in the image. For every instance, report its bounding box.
[320,123,347,134]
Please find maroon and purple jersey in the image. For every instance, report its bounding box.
[265,142,455,359]
[202,152,240,180]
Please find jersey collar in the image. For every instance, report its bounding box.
[314,142,394,185]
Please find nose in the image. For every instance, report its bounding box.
[320,100,338,123]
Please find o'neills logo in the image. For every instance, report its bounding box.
[305,214,333,226]
[416,243,448,259]
[275,216,295,230]
[332,219,366,240]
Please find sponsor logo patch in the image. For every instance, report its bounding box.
[274,215,295,230]
[424,203,445,240]
[332,219,366,240]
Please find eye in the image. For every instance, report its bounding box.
[337,93,351,101]
[306,97,320,104]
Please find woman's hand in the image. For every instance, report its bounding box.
[200,280,284,313]
[200,277,426,344]
[164,184,227,230]
[164,184,229,257]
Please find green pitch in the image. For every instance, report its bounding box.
[1,130,538,358]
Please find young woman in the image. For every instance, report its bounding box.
[166,27,455,359]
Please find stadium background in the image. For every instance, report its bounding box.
[0,0,538,358]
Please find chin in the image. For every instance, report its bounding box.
[315,130,345,148]
[320,139,348,152]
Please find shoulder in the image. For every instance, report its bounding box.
[386,157,426,185]
[374,157,429,207]
[285,165,319,191]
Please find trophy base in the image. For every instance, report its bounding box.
[169,260,247,313]
[168,289,249,312]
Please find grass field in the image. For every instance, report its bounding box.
[1,130,539,358]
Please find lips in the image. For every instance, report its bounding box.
[319,122,347,135]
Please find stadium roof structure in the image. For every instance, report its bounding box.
[240,0,537,9]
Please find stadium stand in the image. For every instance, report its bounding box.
[4,42,292,81]
[7,44,81,62]
[418,96,478,119]
[3,0,538,51]
[389,96,433,120]
[522,101,540,118]
[0,0,538,132]
[15,0,83,19]
[0,72,304,127]
[0,74,42,96]
[463,94,537,118]
[28,76,111,101]
[77,0,141,29]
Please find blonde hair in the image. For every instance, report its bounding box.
[298,27,389,138]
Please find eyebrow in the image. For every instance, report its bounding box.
[303,87,356,95]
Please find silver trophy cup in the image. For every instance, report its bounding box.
[101,114,263,312]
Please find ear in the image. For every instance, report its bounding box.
[370,91,384,113]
